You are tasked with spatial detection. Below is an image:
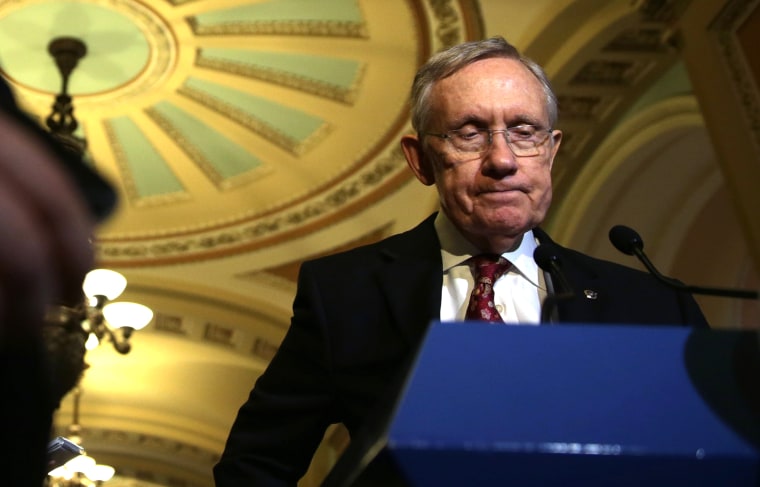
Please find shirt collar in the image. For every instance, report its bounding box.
[434,211,541,287]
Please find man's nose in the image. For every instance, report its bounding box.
[484,131,518,171]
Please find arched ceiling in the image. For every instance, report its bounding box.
[2,1,754,486]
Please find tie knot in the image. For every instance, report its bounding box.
[469,254,511,282]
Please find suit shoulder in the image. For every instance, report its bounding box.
[301,215,438,270]
[558,245,654,283]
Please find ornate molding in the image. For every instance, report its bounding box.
[53,425,218,487]
[426,0,468,49]
[189,18,368,38]
[711,0,760,151]
[96,147,410,264]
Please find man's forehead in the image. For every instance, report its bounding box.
[429,61,548,122]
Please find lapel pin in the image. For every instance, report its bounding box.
[583,289,598,300]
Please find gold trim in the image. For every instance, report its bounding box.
[712,0,760,149]
[96,146,409,263]
[426,0,467,49]
[189,18,368,38]
[55,425,217,487]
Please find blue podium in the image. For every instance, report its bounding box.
[322,322,760,486]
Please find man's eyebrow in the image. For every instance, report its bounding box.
[508,113,547,127]
[446,114,489,128]
[445,113,547,129]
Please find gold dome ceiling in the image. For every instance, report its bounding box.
[0,0,449,267]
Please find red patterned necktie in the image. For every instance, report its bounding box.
[465,254,512,322]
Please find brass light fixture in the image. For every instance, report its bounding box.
[45,268,153,355]
[43,268,153,485]
[42,36,153,353]
[80,268,153,354]
[46,36,88,155]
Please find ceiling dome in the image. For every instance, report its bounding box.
[0,0,468,266]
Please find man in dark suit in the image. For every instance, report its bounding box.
[214,36,708,486]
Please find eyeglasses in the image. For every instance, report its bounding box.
[424,125,553,157]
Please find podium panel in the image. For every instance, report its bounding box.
[323,323,760,486]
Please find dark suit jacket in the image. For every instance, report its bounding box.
[213,213,708,486]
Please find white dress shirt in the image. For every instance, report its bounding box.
[435,212,546,324]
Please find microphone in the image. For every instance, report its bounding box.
[534,243,576,323]
[609,225,759,300]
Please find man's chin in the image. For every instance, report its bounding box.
[475,211,538,235]
[447,206,542,236]
[459,217,535,248]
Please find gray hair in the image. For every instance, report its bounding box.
[409,36,558,133]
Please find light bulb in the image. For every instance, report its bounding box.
[86,464,115,482]
[65,454,96,473]
[83,269,127,300]
[47,465,70,478]
[103,302,153,330]
[85,333,100,350]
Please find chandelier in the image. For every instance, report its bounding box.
[43,269,152,485]
[45,268,153,355]
[41,35,152,351]
[46,388,115,486]
[46,36,88,155]
[40,35,151,487]
[81,269,153,353]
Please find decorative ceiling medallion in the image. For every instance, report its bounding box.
[0,0,176,104]
[0,0,482,266]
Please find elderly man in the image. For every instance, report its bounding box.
[214,36,707,486]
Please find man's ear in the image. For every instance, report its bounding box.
[547,129,563,171]
[401,134,435,186]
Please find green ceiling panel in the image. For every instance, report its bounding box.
[183,76,326,142]
[150,101,263,183]
[200,48,362,90]
[193,0,363,25]
[107,116,185,198]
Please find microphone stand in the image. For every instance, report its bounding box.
[629,246,758,300]
[534,244,576,323]
[609,225,759,300]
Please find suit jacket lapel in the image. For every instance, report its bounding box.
[374,214,442,347]
[533,228,603,323]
